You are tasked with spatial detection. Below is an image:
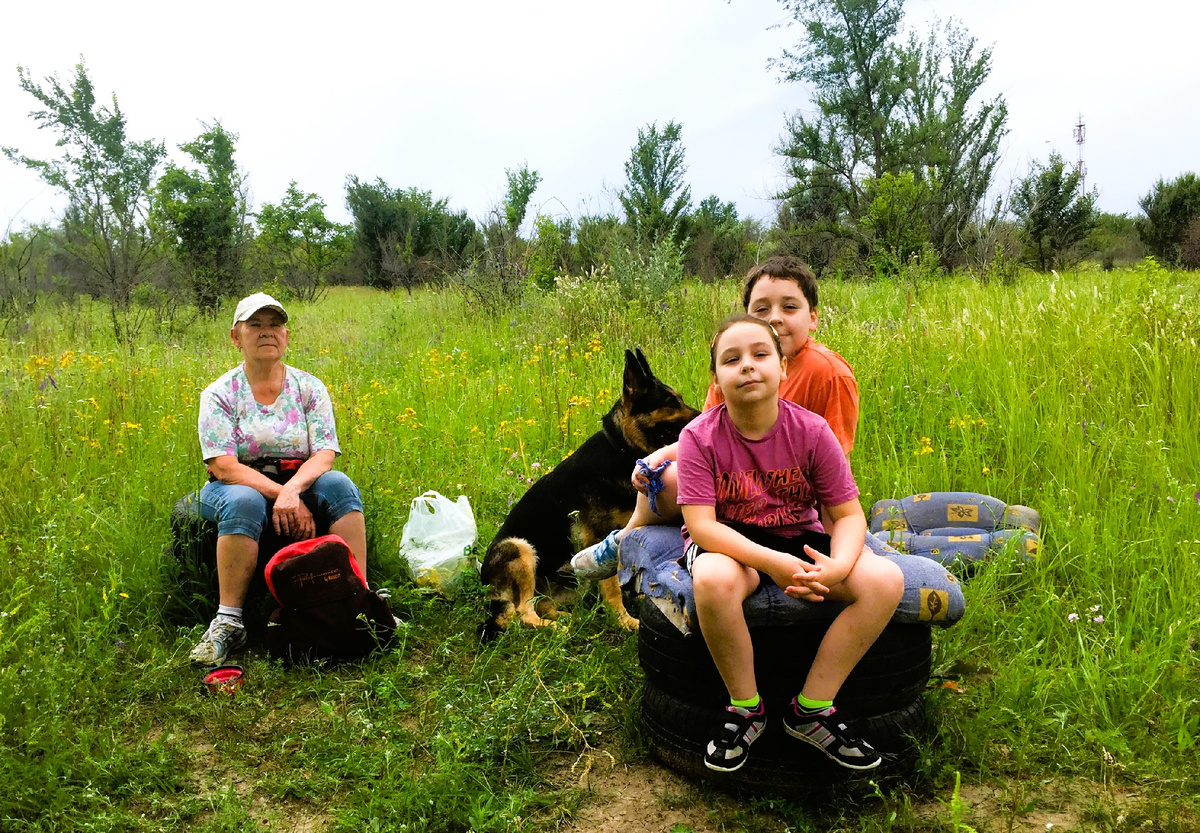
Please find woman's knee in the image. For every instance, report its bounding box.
[309,470,364,521]
[200,482,268,539]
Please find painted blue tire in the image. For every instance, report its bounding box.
[896,491,1008,532]
[868,498,907,534]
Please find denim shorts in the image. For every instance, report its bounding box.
[198,470,363,540]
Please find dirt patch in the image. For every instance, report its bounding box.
[564,754,724,833]
[917,778,1145,833]
[557,751,1151,833]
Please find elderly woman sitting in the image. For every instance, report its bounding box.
[190,293,368,665]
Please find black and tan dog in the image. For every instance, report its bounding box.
[479,348,699,641]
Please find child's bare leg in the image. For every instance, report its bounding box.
[801,549,904,701]
[618,462,682,533]
[621,467,682,533]
[692,552,761,701]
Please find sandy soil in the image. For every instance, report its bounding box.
[559,753,1150,833]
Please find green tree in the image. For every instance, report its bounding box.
[859,171,935,276]
[3,60,166,341]
[1086,212,1144,270]
[344,176,478,290]
[774,0,1007,271]
[503,164,541,237]
[619,121,692,246]
[527,215,564,292]
[480,164,542,287]
[152,121,248,314]
[1137,173,1200,267]
[0,226,42,328]
[256,183,351,302]
[1011,153,1097,272]
[684,196,755,279]
[573,213,625,274]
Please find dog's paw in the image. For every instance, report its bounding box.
[616,614,640,631]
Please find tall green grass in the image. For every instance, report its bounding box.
[1,266,1197,830]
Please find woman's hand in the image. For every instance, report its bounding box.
[273,486,316,540]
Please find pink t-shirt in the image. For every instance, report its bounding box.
[676,399,859,538]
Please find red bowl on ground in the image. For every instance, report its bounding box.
[201,664,245,695]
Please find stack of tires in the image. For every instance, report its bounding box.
[167,492,303,621]
[638,597,931,792]
[869,491,1041,568]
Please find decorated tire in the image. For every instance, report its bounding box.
[991,528,1041,559]
[868,498,908,533]
[638,598,931,716]
[867,491,1041,566]
[870,492,1008,533]
[1002,504,1041,534]
[166,493,302,620]
[640,680,925,793]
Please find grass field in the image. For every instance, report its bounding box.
[1,263,1198,832]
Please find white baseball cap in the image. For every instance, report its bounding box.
[232,292,289,328]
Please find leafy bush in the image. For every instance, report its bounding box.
[1011,153,1097,271]
[527,215,565,292]
[1086,211,1145,269]
[610,236,687,300]
[682,195,759,280]
[572,214,625,275]
[860,172,938,278]
[1138,173,1200,267]
[255,182,351,303]
[344,176,480,290]
[1181,216,1200,270]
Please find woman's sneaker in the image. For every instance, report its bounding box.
[782,699,881,770]
[189,617,247,665]
[570,530,620,579]
[703,701,767,772]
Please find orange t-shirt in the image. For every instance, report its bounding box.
[704,338,859,454]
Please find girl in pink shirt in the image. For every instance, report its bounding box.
[675,315,903,773]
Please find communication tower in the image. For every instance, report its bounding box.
[1073,113,1087,192]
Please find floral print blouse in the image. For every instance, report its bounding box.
[198,364,340,462]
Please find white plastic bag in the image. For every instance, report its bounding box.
[399,491,477,594]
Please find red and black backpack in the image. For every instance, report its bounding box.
[264,534,397,663]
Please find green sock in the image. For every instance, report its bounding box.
[795,693,833,713]
[730,693,761,709]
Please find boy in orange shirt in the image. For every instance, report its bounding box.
[573,256,859,578]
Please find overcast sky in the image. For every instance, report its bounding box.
[3,0,1197,237]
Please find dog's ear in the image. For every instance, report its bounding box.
[635,347,653,378]
[623,348,647,401]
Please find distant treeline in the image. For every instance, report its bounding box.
[3,0,1198,342]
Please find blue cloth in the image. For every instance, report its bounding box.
[618,524,966,635]
[198,470,363,539]
[637,458,672,516]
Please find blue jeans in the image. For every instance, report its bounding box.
[198,470,364,540]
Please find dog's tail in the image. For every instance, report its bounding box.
[478,537,538,642]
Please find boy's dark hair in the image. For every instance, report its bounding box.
[709,314,784,374]
[741,256,819,311]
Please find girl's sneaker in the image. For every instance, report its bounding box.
[782,699,881,770]
[703,701,767,772]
